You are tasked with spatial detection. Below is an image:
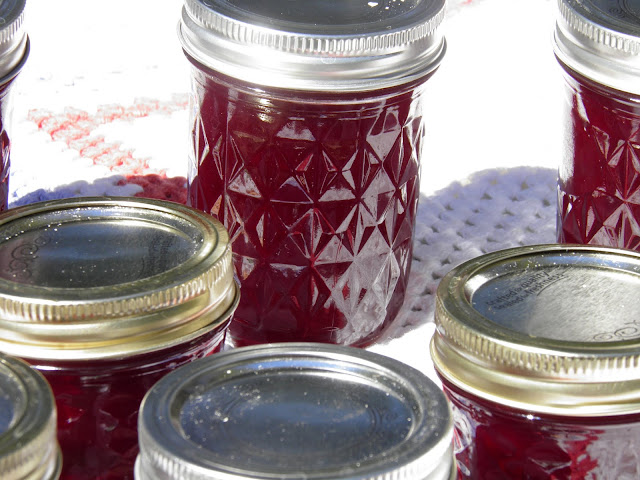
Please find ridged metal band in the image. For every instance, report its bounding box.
[554,0,640,94]
[0,356,61,480]
[185,0,445,56]
[431,244,640,416]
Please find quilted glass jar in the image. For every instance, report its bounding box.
[178,0,446,347]
[0,197,239,480]
[0,0,28,212]
[431,244,640,479]
[0,353,61,480]
[554,0,640,249]
[136,343,456,480]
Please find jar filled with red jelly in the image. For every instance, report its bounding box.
[0,197,239,480]
[177,0,447,347]
[431,244,640,479]
[135,343,456,480]
[0,353,61,480]
[554,0,640,249]
[0,0,28,213]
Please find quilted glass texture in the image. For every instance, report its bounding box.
[557,65,640,250]
[188,67,430,346]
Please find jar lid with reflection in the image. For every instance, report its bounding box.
[0,0,28,80]
[0,196,238,361]
[0,353,61,480]
[178,0,446,92]
[135,343,456,480]
[431,244,640,417]
[553,0,640,94]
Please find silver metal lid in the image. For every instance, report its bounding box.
[0,196,237,360]
[0,354,61,480]
[136,343,455,480]
[178,0,446,92]
[553,0,640,94]
[0,0,28,80]
[431,244,640,416]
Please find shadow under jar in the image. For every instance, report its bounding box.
[431,244,640,479]
[554,0,640,249]
[178,0,446,347]
[0,0,29,213]
[0,197,239,480]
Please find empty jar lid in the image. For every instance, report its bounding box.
[432,244,640,416]
[136,343,455,480]
[178,0,447,91]
[553,0,640,94]
[0,353,61,480]
[0,196,237,360]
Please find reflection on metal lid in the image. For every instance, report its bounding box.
[0,196,237,360]
[0,353,61,479]
[136,343,455,480]
[431,244,640,416]
[178,0,446,91]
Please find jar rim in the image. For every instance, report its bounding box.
[178,0,446,92]
[0,197,237,359]
[0,354,61,479]
[431,244,640,416]
[553,0,640,95]
[137,343,455,480]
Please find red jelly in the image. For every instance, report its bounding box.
[0,197,238,480]
[178,0,446,346]
[430,245,640,479]
[0,0,29,212]
[554,0,640,249]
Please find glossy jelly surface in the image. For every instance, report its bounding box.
[188,65,430,347]
[0,78,17,212]
[557,65,640,249]
[27,326,227,480]
[441,378,640,479]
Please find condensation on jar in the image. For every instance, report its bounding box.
[0,197,239,480]
[554,0,640,249]
[135,343,456,480]
[0,353,61,480]
[0,0,29,213]
[430,244,640,479]
[177,0,447,347]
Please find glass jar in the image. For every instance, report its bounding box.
[0,353,61,480]
[135,343,456,480]
[0,0,28,212]
[178,0,446,347]
[554,0,640,249]
[431,244,640,479]
[0,197,239,480]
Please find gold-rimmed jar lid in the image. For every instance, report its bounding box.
[0,197,237,360]
[0,353,61,479]
[431,244,640,417]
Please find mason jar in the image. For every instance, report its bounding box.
[136,343,456,480]
[0,353,61,480]
[0,197,239,480]
[178,0,447,347]
[431,244,640,478]
[0,0,28,212]
[554,0,640,249]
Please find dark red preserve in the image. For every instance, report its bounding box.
[0,0,29,212]
[0,197,238,480]
[431,245,640,479]
[554,0,640,249]
[178,0,446,346]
